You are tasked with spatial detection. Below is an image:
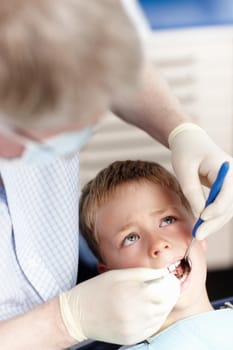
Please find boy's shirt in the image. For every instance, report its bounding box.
[120,308,233,350]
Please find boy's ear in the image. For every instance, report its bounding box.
[97,262,109,274]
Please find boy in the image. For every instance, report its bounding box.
[79,160,233,349]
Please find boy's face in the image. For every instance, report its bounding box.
[95,181,208,313]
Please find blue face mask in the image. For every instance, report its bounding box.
[0,127,93,167]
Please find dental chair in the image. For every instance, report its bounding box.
[77,234,98,284]
[212,296,233,310]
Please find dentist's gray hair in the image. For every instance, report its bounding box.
[0,0,142,128]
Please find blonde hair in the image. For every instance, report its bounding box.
[79,160,191,262]
[0,0,142,128]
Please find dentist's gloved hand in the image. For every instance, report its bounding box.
[59,268,180,345]
[168,122,233,239]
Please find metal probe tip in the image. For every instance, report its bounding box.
[183,237,195,261]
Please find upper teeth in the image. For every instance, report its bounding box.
[168,260,181,273]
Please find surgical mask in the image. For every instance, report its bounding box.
[0,127,93,168]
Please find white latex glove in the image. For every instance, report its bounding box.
[168,122,233,239]
[59,268,180,345]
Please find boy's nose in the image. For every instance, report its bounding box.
[149,236,171,258]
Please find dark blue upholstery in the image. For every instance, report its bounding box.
[212,296,233,310]
[77,233,98,284]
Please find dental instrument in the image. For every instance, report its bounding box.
[181,161,230,268]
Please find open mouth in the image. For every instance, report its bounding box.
[167,258,192,283]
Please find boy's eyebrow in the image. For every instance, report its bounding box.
[117,206,180,234]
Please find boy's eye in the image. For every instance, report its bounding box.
[123,233,140,246]
[160,216,176,227]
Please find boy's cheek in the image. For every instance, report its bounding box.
[200,238,208,252]
[194,239,208,255]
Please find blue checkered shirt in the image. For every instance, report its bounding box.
[0,155,79,320]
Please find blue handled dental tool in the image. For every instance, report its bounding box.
[183,161,230,263]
